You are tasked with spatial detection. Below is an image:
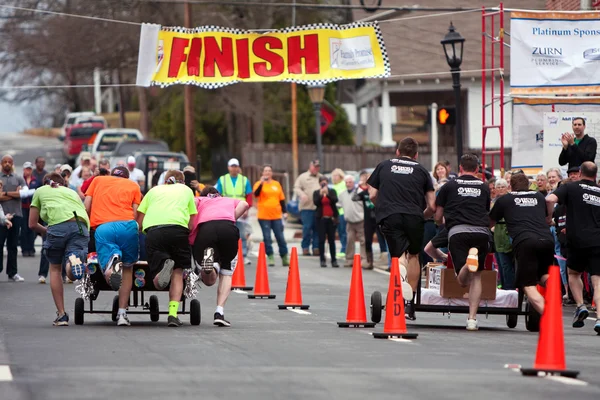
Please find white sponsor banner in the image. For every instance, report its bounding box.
[510,12,600,94]
[511,99,600,171]
[542,112,600,176]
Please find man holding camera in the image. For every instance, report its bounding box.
[313,175,340,268]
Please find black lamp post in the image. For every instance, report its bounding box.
[307,85,326,168]
[441,22,465,168]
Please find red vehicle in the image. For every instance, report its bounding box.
[63,121,105,163]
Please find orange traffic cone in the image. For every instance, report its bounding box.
[337,254,376,328]
[248,242,276,299]
[373,257,418,339]
[521,265,579,378]
[231,239,253,291]
[278,247,309,310]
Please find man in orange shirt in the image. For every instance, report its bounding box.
[84,166,142,326]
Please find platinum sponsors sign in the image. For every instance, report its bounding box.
[510,12,600,94]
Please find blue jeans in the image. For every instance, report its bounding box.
[496,251,515,290]
[300,210,318,251]
[551,227,567,285]
[20,208,37,254]
[258,219,288,257]
[337,214,347,253]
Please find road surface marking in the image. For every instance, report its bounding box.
[0,366,13,382]
[233,289,248,294]
[586,317,596,321]
[503,364,522,371]
[545,376,588,386]
[288,309,311,315]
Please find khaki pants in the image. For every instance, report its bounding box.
[345,221,366,266]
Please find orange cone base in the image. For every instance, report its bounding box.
[278,304,310,310]
[337,321,376,328]
[373,332,418,339]
[520,368,579,378]
[248,294,276,299]
[232,286,253,291]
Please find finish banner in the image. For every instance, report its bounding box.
[136,22,390,88]
[510,11,600,94]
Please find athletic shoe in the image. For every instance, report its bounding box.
[10,274,24,282]
[281,255,290,267]
[38,276,46,284]
[466,248,479,273]
[117,314,131,326]
[201,247,214,270]
[267,254,275,266]
[155,259,175,290]
[68,254,84,280]
[331,261,340,268]
[405,300,416,321]
[214,312,231,327]
[244,259,251,265]
[573,305,589,328]
[53,312,69,326]
[108,259,123,291]
[167,315,183,327]
[594,319,600,334]
[320,261,327,268]
[336,252,346,259]
[466,319,479,331]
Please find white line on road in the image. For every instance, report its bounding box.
[0,366,13,382]
[288,309,312,315]
[232,289,248,294]
[545,376,588,386]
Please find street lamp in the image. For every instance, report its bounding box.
[307,84,326,168]
[441,22,465,168]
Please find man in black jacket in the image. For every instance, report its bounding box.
[313,176,339,268]
[558,117,597,170]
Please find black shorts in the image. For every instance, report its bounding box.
[430,228,448,249]
[567,247,600,276]
[379,213,424,256]
[514,238,554,287]
[88,227,96,253]
[192,220,240,272]
[145,225,191,274]
[448,232,490,273]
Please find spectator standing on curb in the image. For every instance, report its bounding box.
[339,175,366,268]
[293,160,322,256]
[21,162,38,257]
[355,170,377,270]
[313,176,339,268]
[558,117,597,170]
[0,155,26,282]
[491,178,515,290]
[32,156,47,185]
[253,164,289,267]
[215,158,253,259]
[331,168,347,258]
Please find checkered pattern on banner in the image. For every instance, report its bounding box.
[153,22,391,89]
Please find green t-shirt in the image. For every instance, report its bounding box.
[31,185,90,228]
[574,137,582,146]
[333,181,346,216]
[137,184,197,232]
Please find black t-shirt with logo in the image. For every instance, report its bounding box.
[553,179,600,249]
[367,157,434,223]
[436,174,490,230]
[489,191,552,247]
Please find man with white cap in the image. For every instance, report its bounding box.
[72,152,92,187]
[126,156,145,190]
[215,158,253,258]
[21,162,38,257]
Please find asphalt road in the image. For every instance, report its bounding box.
[0,133,599,400]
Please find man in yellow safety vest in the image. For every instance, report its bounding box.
[215,158,253,258]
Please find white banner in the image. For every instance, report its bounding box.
[511,98,600,173]
[510,11,600,95]
[542,112,600,175]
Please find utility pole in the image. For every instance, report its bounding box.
[184,1,197,162]
[291,0,299,181]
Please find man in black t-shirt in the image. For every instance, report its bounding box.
[367,137,436,319]
[435,154,491,331]
[546,161,600,333]
[489,173,553,315]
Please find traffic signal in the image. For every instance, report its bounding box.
[438,107,456,125]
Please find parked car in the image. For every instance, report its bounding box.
[63,121,105,164]
[59,111,95,140]
[109,140,169,166]
[73,115,107,127]
[75,128,144,165]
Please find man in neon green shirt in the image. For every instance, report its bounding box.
[29,172,90,326]
[331,168,347,258]
[136,170,197,327]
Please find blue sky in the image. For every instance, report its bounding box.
[0,101,28,134]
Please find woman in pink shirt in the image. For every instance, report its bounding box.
[189,186,249,327]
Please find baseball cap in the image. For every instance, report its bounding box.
[310,159,321,167]
[228,158,240,167]
[148,156,158,162]
[60,164,73,173]
[127,156,136,165]
[54,163,62,170]
[23,162,33,169]
[80,152,92,161]
[567,166,580,174]
[183,165,196,173]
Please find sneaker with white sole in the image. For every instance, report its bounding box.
[466,248,479,273]
[38,276,46,284]
[214,312,231,327]
[53,312,69,326]
[466,319,479,331]
[68,254,85,280]
[398,264,413,301]
[201,248,215,272]
[10,274,24,282]
[155,259,175,290]
[117,313,131,326]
